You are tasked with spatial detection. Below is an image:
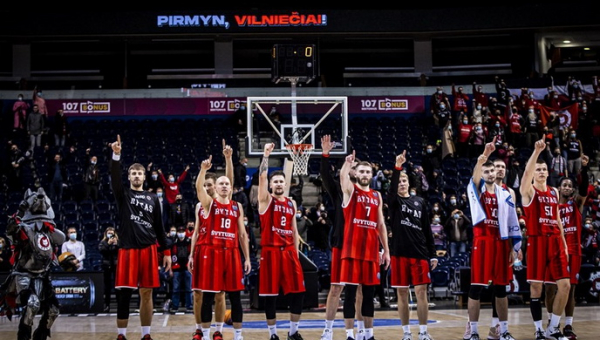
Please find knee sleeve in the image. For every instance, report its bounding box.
[493,285,507,298]
[343,285,358,319]
[468,285,485,301]
[288,292,305,315]
[201,292,216,323]
[228,291,243,323]
[360,285,375,318]
[117,288,133,320]
[264,296,277,320]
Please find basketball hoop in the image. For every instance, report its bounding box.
[285,143,314,176]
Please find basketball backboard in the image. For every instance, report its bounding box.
[245,96,349,157]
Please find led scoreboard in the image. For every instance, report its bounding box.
[271,44,317,84]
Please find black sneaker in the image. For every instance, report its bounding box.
[535,329,545,340]
[141,335,153,340]
[563,325,577,340]
[116,335,127,340]
[271,335,281,340]
[469,334,480,340]
[288,332,304,340]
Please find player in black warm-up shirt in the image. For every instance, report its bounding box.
[387,151,437,340]
[110,134,171,340]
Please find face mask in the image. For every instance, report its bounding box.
[91,161,96,165]
[450,199,456,205]
[152,174,158,180]
[169,178,175,183]
[554,95,558,99]
[437,90,442,95]
[188,226,194,232]
[439,105,445,109]
[177,232,185,239]
[18,97,23,101]
[454,214,460,219]
[463,120,468,124]
[296,213,302,219]
[426,149,432,154]
[577,97,582,101]
[169,231,176,237]
[585,223,592,229]
[69,233,77,240]
[433,207,439,211]
[0,244,3,249]
[107,233,114,238]
[157,192,163,197]
[243,163,248,167]
[37,92,42,97]
[176,198,182,203]
[434,218,440,224]
[476,127,482,131]
[571,134,576,138]
[320,206,326,211]
[244,221,248,226]
[495,123,500,128]
[476,105,482,110]
[409,192,416,196]
[528,109,534,114]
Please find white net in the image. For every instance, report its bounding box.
[285,144,313,176]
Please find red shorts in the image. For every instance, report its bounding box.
[568,254,582,285]
[390,256,431,287]
[526,235,570,283]
[259,245,305,296]
[115,244,159,289]
[330,247,342,285]
[470,236,513,286]
[198,246,245,292]
[339,257,380,286]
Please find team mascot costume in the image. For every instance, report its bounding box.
[0,188,66,340]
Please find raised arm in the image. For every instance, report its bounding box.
[339,150,356,202]
[197,155,214,212]
[389,150,406,203]
[223,139,234,188]
[110,135,125,205]
[320,134,339,199]
[472,136,496,187]
[258,143,274,212]
[520,135,547,205]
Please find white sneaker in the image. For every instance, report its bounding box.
[320,329,333,340]
[402,332,412,340]
[418,332,433,340]
[356,330,365,340]
[487,325,500,340]
[463,322,471,340]
[545,327,568,340]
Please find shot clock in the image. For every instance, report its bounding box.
[271,44,317,84]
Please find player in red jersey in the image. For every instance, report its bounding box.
[110,135,171,340]
[258,143,306,340]
[465,138,521,340]
[520,135,570,340]
[189,140,233,340]
[544,155,589,340]
[339,150,390,340]
[196,154,251,340]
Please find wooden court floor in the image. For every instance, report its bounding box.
[1,305,599,340]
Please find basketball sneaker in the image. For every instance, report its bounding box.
[192,329,203,340]
[356,330,365,340]
[418,331,433,340]
[141,335,153,340]
[545,327,568,340]
[320,329,333,340]
[499,331,515,340]
[287,332,304,340]
[463,322,471,340]
[469,333,480,340]
[116,335,127,340]
[487,324,500,340]
[212,331,223,340]
[534,329,545,340]
[562,325,577,340]
[270,335,281,340]
[401,332,412,340]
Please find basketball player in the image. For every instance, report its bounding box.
[110,135,171,340]
[465,138,521,340]
[196,154,251,340]
[189,140,233,340]
[258,143,306,340]
[388,150,437,340]
[319,135,365,340]
[520,135,570,340]
[545,154,589,340]
[339,150,390,340]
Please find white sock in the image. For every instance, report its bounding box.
[357,320,365,331]
[470,321,478,334]
[499,321,508,334]
[565,316,573,326]
[216,322,224,332]
[550,314,561,329]
[234,328,243,340]
[419,325,427,334]
[534,320,543,331]
[346,329,355,339]
[268,325,277,336]
[196,324,202,331]
[491,317,499,327]
[202,327,211,339]
[141,326,151,337]
[325,320,334,330]
[117,328,127,336]
[402,325,410,333]
[364,328,373,339]
[289,322,299,335]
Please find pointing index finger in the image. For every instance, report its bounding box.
[117,134,121,145]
